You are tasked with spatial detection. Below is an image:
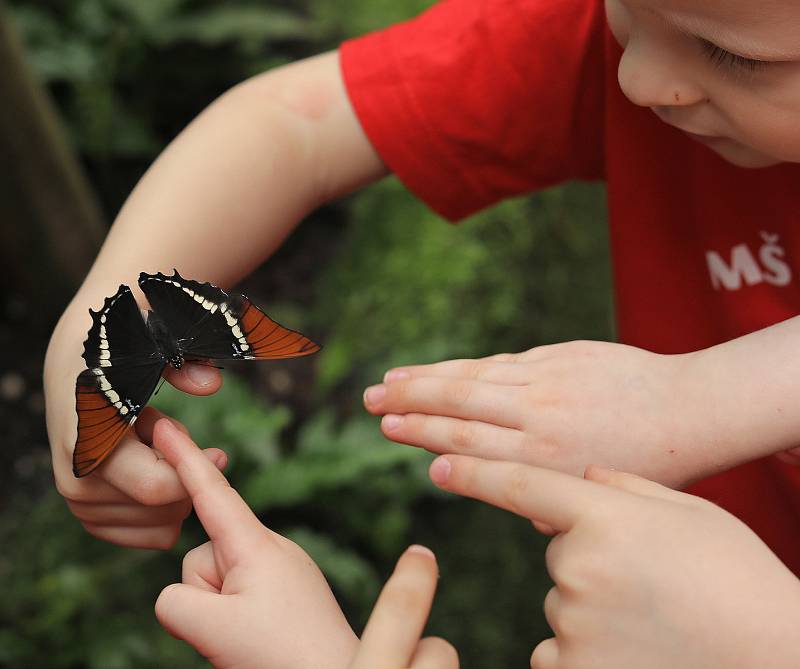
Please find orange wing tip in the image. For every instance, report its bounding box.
[73,371,136,478]
[72,424,131,478]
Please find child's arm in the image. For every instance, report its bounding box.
[153,418,457,669]
[429,455,800,669]
[44,50,388,549]
[365,317,800,489]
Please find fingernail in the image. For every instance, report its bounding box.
[384,369,409,383]
[364,384,386,406]
[382,414,403,430]
[186,364,217,387]
[429,456,451,485]
[213,452,227,470]
[406,544,435,560]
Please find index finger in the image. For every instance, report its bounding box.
[351,546,439,669]
[429,455,618,532]
[153,418,270,566]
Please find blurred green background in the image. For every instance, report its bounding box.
[0,0,612,667]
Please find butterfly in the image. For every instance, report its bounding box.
[73,270,320,477]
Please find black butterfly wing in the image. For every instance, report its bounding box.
[74,285,165,477]
[138,270,320,361]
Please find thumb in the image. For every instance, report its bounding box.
[155,583,230,649]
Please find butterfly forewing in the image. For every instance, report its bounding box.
[73,285,165,477]
[139,270,320,361]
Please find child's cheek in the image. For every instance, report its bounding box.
[605,0,630,48]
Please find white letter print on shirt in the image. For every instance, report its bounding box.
[706,232,791,291]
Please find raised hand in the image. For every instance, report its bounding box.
[349,546,458,669]
[153,418,358,669]
[364,341,721,489]
[428,455,800,669]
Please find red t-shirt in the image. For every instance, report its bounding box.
[339,0,800,573]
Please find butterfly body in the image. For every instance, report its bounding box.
[73,270,320,478]
[145,309,186,369]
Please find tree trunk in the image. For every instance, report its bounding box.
[0,2,105,327]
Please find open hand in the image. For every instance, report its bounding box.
[428,455,800,669]
[364,341,719,488]
[153,419,358,669]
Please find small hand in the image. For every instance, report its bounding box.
[364,341,716,488]
[349,546,458,669]
[428,455,800,669]
[153,419,358,669]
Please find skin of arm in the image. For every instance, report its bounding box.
[153,418,457,669]
[364,317,800,490]
[429,454,800,669]
[44,50,388,549]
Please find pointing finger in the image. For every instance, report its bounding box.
[154,418,273,570]
[97,430,224,506]
[429,455,620,532]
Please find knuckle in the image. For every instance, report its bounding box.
[463,360,483,380]
[385,582,427,615]
[154,583,180,624]
[505,465,531,513]
[448,380,473,407]
[150,525,181,551]
[181,544,205,571]
[56,479,89,503]
[450,421,476,451]
[529,641,551,669]
[130,474,173,506]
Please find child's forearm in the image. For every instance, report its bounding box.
[60,50,386,324]
[690,315,800,465]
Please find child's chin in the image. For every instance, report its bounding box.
[712,142,783,169]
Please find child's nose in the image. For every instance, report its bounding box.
[617,38,707,109]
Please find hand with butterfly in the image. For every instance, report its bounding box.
[45,271,319,550]
[429,455,800,669]
[45,290,225,550]
[365,335,800,491]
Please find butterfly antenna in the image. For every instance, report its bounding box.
[154,377,167,397]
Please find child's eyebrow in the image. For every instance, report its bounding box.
[647,7,800,61]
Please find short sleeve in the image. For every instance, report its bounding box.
[340,0,608,221]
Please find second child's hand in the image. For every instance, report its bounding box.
[153,419,358,669]
[428,455,800,669]
[364,341,708,487]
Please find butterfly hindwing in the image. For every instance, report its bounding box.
[138,270,320,361]
[73,285,165,477]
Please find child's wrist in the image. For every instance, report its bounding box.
[687,342,796,466]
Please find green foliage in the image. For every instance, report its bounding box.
[5,0,611,667]
[315,179,611,396]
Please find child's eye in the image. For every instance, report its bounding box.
[700,39,767,73]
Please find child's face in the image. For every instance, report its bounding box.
[606,0,800,168]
